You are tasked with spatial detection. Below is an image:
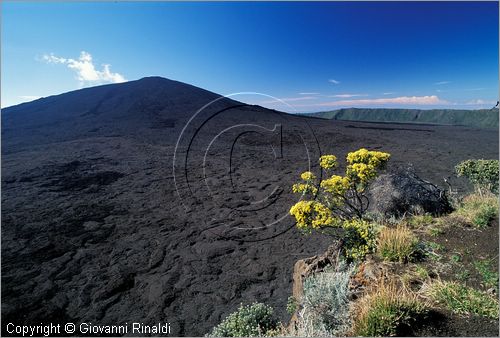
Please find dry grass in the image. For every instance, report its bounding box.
[350,279,428,337]
[377,225,419,262]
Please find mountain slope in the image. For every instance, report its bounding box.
[2,77,241,152]
[305,108,499,129]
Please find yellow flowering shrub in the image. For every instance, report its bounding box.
[300,171,316,181]
[289,200,335,231]
[342,219,378,260]
[289,148,390,260]
[346,148,391,187]
[319,155,338,170]
[292,183,318,195]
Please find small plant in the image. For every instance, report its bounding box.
[454,269,470,283]
[287,296,298,315]
[423,241,443,262]
[425,280,499,319]
[401,265,431,288]
[209,303,278,337]
[427,226,443,237]
[289,149,390,260]
[455,192,498,228]
[450,254,461,263]
[352,280,428,337]
[415,265,430,280]
[455,159,499,194]
[377,225,419,262]
[474,259,499,292]
[294,262,354,337]
[407,214,434,228]
[425,241,444,251]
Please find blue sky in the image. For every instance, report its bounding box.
[2,1,499,111]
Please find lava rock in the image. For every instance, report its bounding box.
[367,167,452,218]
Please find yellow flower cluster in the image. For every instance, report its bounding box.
[320,175,350,195]
[300,171,316,181]
[346,148,390,166]
[292,183,318,195]
[341,219,378,260]
[347,163,376,183]
[289,200,333,230]
[346,148,390,185]
[319,155,338,170]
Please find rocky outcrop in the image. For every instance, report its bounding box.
[367,167,452,218]
[288,241,343,332]
[291,240,343,301]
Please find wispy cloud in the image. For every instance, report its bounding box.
[293,95,447,107]
[434,81,451,85]
[259,96,317,104]
[298,92,320,95]
[329,93,367,98]
[383,92,395,95]
[466,99,497,105]
[42,51,126,86]
[328,79,340,85]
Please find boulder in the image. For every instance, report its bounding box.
[367,167,452,218]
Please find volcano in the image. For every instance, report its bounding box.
[2,77,498,336]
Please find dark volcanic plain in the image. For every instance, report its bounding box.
[2,77,498,336]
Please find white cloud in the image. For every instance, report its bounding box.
[328,79,340,85]
[42,51,126,86]
[434,81,451,85]
[383,92,395,95]
[298,92,320,95]
[330,93,367,98]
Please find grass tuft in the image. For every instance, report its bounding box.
[425,280,499,319]
[407,214,434,228]
[377,225,419,262]
[351,280,428,337]
[455,192,498,228]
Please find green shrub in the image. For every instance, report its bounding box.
[209,303,278,337]
[456,192,498,228]
[377,225,419,262]
[455,159,499,194]
[294,262,354,336]
[353,281,427,337]
[426,281,498,319]
[286,296,298,315]
[474,259,499,292]
[472,204,498,227]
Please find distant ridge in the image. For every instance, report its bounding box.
[303,108,499,129]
